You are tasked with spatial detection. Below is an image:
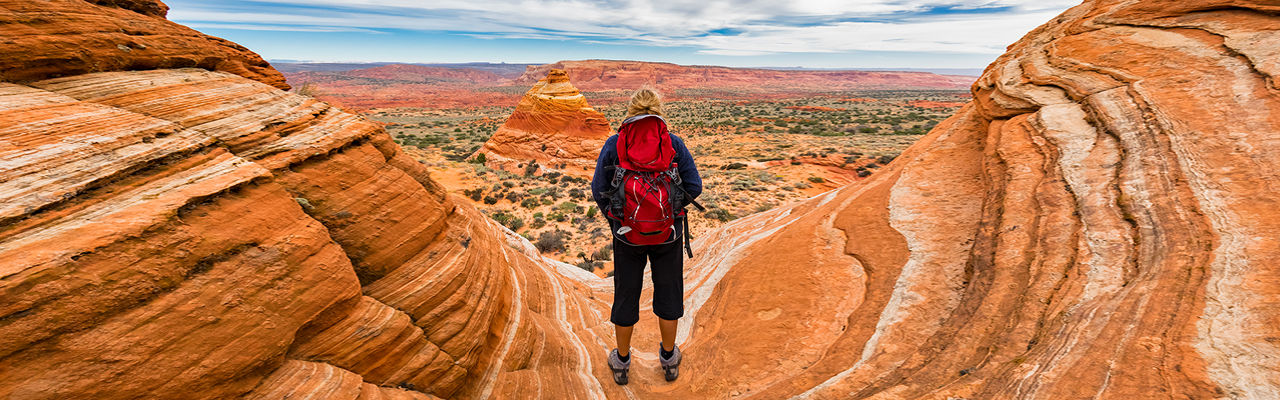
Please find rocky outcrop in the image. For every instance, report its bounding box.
[475,69,612,177]
[611,0,1280,397]
[0,2,614,399]
[514,60,975,92]
[0,0,288,89]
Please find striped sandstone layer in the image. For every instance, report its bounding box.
[613,0,1280,398]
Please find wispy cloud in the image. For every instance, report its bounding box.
[168,0,1081,56]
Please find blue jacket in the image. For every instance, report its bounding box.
[590,131,702,215]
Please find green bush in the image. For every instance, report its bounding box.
[808,176,826,183]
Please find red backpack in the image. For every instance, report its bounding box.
[605,116,703,256]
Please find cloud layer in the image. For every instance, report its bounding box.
[169,0,1081,56]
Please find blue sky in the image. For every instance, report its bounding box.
[165,0,1080,69]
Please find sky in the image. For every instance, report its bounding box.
[165,0,1081,70]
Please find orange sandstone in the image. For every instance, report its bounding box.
[475,69,612,177]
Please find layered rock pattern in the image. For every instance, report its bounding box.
[0,65,617,399]
[0,2,615,398]
[0,0,288,89]
[609,0,1279,398]
[476,69,612,177]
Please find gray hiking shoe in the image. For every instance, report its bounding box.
[608,349,631,385]
[659,344,681,382]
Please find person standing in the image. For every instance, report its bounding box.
[591,87,702,385]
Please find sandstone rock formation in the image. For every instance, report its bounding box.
[475,69,612,177]
[514,60,975,92]
[610,0,1280,397]
[4,0,1280,399]
[0,2,613,399]
[0,0,288,90]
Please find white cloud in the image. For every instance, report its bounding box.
[168,0,1083,55]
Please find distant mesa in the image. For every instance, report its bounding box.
[515,60,975,92]
[474,69,612,177]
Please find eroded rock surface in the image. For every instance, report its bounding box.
[476,69,612,177]
[0,2,612,399]
[3,0,1279,399]
[615,0,1279,398]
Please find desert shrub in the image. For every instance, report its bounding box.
[586,206,598,219]
[722,162,748,170]
[754,203,777,213]
[808,176,826,183]
[531,217,546,229]
[857,169,872,177]
[524,161,540,176]
[592,244,613,261]
[576,260,602,272]
[754,171,780,184]
[795,181,812,189]
[463,188,483,201]
[543,171,562,183]
[503,181,516,188]
[550,212,567,222]
[705,207,736,222]
[483,196,498,205]
[534,230,567,253]
[471,152,487,164]
[568,188,586,200]
[877,155,896,164]
[520,198,540,209]
[558,201,583,214]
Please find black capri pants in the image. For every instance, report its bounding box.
[610,237,684,326]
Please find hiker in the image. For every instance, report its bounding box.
[591,87,702,385]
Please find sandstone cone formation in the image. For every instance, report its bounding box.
[475,69,612,177]
[4,0,1280,399]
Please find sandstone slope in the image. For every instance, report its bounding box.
[618,0,1279,398]
[475,69,613,177]
[0,2,616,399]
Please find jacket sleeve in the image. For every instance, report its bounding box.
[672,135,702,206]
[590,136,617,213]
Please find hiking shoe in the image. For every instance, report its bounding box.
[608,349,631,385]
[659,344,681,382]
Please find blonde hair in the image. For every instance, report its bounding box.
[626,87,664,118]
